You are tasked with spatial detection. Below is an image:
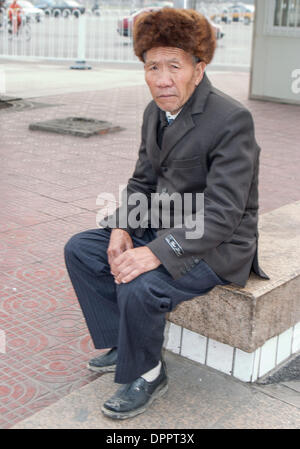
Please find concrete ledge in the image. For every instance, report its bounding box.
[165,201,300,381]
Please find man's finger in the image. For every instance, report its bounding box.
[114,264,135,283]
[118,269,140,284]
[107,246,124,268]
[113,250,129,266]
[110,252,130,275]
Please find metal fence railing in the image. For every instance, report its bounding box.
[0,5,254,69]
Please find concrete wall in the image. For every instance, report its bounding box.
[250,0,300,105]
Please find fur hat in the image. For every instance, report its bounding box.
[133,8,216,64]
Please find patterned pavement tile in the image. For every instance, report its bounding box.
[26,309,89,343]
[0,365,52,409]
[1,288,58,319]
[0,245,42,272]
[17,344,99,391]
[8,262,66,285]
[60,211,99,232]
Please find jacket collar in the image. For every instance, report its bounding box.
[189,72,212,115]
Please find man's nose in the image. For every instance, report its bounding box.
[155,69,173,87]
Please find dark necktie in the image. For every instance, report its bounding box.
[157,113,175,148]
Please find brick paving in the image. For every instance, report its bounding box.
[0,72,299,428]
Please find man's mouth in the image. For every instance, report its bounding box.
[157,94,176,98]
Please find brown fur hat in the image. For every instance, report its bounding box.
[133,8,216,64]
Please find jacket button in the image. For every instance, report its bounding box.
[194,258,200,263]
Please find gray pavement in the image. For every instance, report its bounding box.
[1,59,300,429]
[11,351,300,429]
[1,59,146,98]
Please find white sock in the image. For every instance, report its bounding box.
[141,361,162,382]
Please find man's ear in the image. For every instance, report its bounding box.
[195,61,207,86]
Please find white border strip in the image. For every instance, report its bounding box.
[164,321,300,382]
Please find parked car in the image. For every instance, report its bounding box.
[211,8,232,24]
[6,0,45,22]
[229,3,254,25]
[211,3,254,25]
[118,6,224,40]
[35,0,85,17]
[117,6,161,37]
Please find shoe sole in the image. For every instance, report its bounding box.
[87,363,116,373]
[101,381,168,420]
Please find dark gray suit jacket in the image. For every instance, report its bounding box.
[101,74,269,287]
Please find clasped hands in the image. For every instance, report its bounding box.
[107,228,161,284]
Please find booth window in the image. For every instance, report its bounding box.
[274,0,300,27]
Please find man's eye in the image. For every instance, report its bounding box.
[171,65,180,70]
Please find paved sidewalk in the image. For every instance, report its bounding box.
[11,351,300,429]
[2,60,146,99]
[0,61,300,429]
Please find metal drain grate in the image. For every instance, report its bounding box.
[0,96,22,110]
[0,96,61,113]
[29,117,125,138]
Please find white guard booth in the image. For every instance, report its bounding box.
[250,0,300,105]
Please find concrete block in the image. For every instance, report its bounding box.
[168,201,300,353]
[181,328,207,364]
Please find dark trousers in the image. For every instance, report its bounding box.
[64,227,229,384]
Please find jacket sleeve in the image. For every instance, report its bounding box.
[98,107,157,234]
[146,107,259,279]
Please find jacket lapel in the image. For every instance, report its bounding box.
[160,113,195,165]
[159,73,212,165]
[145,106,161,173]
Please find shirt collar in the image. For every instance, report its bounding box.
[166,109,182,122]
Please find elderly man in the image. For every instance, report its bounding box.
[64,8,268,420]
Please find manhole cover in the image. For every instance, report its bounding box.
[0,96,22,110]
[0,96,61,113]
[29,117,125,138]
[0,101,13,110]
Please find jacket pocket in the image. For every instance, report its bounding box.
[170,156,204,169]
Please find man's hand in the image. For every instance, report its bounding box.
[111,246,161,284]
[107,228,134,269]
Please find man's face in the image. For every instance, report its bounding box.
[144,47,206,115]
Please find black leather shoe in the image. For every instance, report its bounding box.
[101,361,168,420]
[87,347,117,373]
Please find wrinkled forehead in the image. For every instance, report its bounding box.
[143,47,200,65]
